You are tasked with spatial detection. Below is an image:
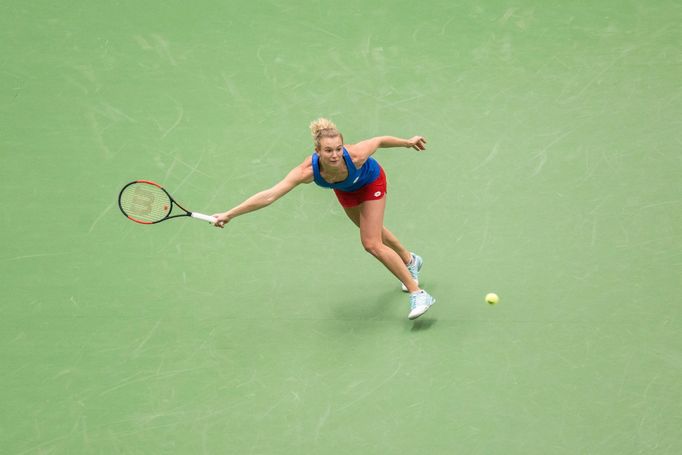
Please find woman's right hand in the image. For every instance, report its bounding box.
[211,212,232,228]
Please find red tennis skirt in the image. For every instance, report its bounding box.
[333,166,387,208]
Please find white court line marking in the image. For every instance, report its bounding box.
[4,253,69,262]
[132,319,162,358]
[638,200,682,210]
[174,151,205,193]
[151,33,177,66]
[531,130,573,176]
[336,363,402,412]
[306,24,343,40]
[160,96,184,138]
[314,403,332,442]
[88,202,114,234]
[471,140,500,172]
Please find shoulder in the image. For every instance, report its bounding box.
[277,157,313,188]
[346,139,378,168]
[293,156,314,184]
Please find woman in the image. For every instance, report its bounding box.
[212,118,435,320]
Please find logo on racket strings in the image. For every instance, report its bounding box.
[132,187,155,215]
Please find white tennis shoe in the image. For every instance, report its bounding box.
[401,252,423,292]
[408,290,435,320]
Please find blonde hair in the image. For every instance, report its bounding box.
[309,117,343,149]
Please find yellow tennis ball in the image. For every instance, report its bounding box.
[485,293,499,305]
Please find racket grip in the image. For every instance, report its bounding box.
[191,212,217,224]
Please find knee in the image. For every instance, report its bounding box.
[362,238,383,256]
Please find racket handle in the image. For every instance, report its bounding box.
[191,212,217,224]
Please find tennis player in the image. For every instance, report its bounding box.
[212,118,435,320]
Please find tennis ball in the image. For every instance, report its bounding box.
[485,293,499,305]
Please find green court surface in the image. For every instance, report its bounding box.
[2,1,681,453]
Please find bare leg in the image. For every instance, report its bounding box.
[343,206,412,265]
[381,226,412,265]
[349,198,420,293]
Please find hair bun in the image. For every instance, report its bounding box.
[309,118,342,148]
[309,118,338,138]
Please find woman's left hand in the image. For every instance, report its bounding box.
[407,136,427,151]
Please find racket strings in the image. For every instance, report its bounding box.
[119,183,172,223]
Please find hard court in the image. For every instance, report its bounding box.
[1,0,681,453]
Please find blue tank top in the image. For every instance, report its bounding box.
[312,148,381,192]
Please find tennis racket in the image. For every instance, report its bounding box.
[118,180,216,225]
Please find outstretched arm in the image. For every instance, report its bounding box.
[348,135,427,163]
[376,136,427,151]
[212,157,313,228]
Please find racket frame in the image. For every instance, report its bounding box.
[118,179,216,225]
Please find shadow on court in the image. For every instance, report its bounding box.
[410,318,437,331]
[325,285,440,332]
[328,287,409,322]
